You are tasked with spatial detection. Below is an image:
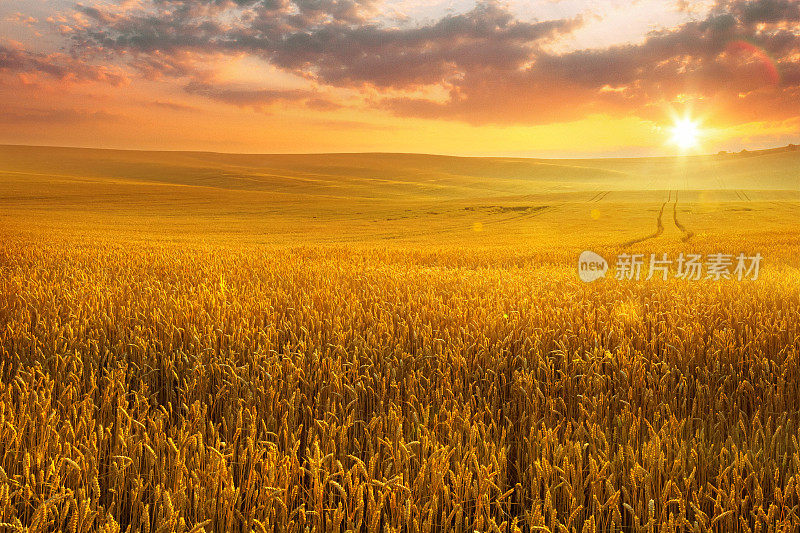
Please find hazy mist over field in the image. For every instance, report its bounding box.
[1,144,798,249]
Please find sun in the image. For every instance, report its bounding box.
[668,116,702,151]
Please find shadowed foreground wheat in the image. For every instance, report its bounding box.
[1,240,799,532]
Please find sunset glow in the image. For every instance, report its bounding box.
[0,0,798,155]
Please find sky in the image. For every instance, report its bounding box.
[0,0,798,156]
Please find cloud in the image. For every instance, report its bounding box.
[382,1,800,124]
[183,80,326,110]
[4,13,38,26]
[8,0,799,126]
[148,100,201,112]
[0,44,127,85]
[726,0,800,24]
[61,1,580,87]
[0,107,120,124]
[305,97,343,111]
[266,5,582,88]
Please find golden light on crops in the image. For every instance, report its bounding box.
[2,237,799,532]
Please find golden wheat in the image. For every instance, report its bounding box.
[0,239,798,532]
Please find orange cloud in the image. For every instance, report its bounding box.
[0,0,797,153]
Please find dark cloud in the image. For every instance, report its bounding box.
[183,82,343,112]
[382,1,800,124]
[75,4,121,24]
[127,52,208,81]
[726,0,800,24]
[0,45,127,85]
[63,1,580,88]
[13,0,800,125]
[184,81,317,109]
[266,6,581,87]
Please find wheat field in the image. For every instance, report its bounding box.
[1,146,800,532]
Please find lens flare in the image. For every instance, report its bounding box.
[669,116,701,151]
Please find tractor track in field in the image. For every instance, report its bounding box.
[621,190,694,247]
[622,199,667,247]
[672,192,694,242]
[463,203,557,230]
[499,204,555,224]
[588,191,611,202]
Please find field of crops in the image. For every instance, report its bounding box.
[1,146,800,532]
[1,236,799,533]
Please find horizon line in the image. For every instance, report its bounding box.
[1,142,796,161]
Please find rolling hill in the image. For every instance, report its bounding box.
[0,144,798,247]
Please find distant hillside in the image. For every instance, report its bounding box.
[716,143,800,157]
[1,144,798,197]
[1,144,798,246]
